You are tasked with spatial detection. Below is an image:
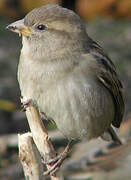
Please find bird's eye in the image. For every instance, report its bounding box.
[37,24,46,30]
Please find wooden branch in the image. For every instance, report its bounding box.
[0,130,66,153]
[21,98,63,180]
[18,133,44,180]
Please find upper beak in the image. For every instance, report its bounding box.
[6,19,32,37]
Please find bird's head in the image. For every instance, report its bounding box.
[7,4,88,58]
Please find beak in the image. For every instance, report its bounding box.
[6,19,32,37]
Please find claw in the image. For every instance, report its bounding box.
[21,104,26,112]
[44,153,67,176]
[20,97,32,111]
[43,140,73,176]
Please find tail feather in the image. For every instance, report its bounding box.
[101,126,122,145]
[108,126,122,145]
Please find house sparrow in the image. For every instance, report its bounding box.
[7,4,125,173]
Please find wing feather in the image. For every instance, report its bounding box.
[88,39,125,128]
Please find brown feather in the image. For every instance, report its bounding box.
[88,39,125,128]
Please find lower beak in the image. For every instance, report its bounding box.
[6,19,32,37]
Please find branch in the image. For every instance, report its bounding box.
[18,133,44,180]
[21,98,63,180]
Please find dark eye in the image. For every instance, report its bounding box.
[37,24,46,30]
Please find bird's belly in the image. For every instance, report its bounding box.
[18,64,114,140]
[36,76,114,140]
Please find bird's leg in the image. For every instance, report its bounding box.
[20,96,32,111]
[43,140,73,176]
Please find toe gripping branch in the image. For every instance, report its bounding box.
[43,140,73,176]
[20,96,32,112]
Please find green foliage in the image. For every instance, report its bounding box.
[0,99,17,112]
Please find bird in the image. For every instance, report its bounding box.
[7,4,125,174]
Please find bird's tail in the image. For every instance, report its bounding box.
[101,126,122,145]
[108,126,122,145]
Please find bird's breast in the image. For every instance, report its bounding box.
[18,53,114,140]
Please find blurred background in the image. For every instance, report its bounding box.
[0,0,131,179]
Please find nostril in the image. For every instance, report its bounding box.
[6,25,17,30]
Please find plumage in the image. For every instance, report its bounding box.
[7,4,125,144]
[88,39,125,128]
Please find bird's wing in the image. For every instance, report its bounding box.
[88,39,125,128]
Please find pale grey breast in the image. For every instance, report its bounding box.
[18,48,114,140]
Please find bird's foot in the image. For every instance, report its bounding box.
[43,153,67,176]
[43,140,73,176]
[20,96,32,111]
